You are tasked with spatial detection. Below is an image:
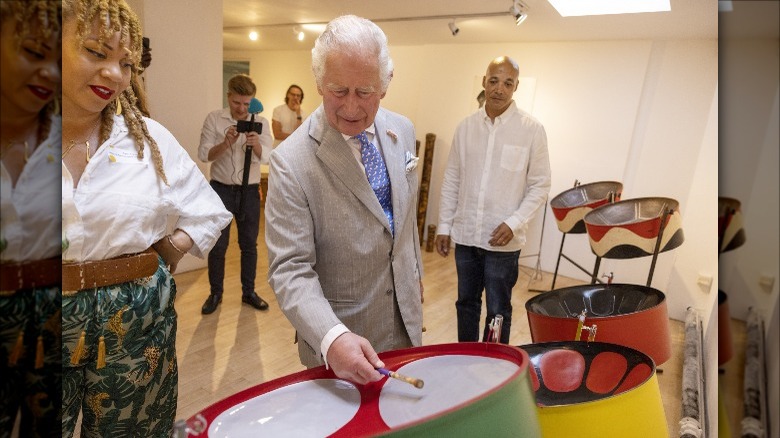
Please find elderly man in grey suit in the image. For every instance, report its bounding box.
[265,15,423,385]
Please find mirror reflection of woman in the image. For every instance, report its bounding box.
[61,1,231,436]
[0,1,62,436]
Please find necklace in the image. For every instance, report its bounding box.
[0,140,30,163]
[62,122,100,162]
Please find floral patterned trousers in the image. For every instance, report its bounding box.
[0,286,61,438]
[61,258,178,438]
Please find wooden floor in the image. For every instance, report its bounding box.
[172,218,692,436]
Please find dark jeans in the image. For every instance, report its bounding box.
[454,244,520,344]
[208,180,260,297]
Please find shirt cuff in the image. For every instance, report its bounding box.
[321,324,350,370]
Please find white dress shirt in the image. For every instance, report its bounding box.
[438,103,551,251]
[62,115,232,262]
[198,108,273,185]
[1,116,62,262]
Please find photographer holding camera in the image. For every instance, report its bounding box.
[199,74,273,314]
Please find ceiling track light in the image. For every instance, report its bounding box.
[248,30,258,41]
[510,0,529,25]
[448,20,459,36]
[293,26,304,41]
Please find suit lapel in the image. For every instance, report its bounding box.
[311,107,391,232]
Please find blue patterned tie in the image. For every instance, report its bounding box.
[357,131,394,234]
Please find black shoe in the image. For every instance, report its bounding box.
[242,292,269,311]
[201,294,222,314]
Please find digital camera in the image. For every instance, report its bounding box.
[236,120,263,134]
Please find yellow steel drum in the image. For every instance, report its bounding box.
[520,341,667,437]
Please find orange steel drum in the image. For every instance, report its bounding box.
[520,341,668,437]
[718,197,746,253]
[718,290,734,365]
[550,181,623,233]
[525,283,671,365]
[184,343,540,437]
[583,197,684,259]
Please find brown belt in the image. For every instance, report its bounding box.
[62,248,160,293]
[0,257,62,293]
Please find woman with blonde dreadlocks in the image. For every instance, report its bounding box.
[60,0,231,436]
[1,2,62,436]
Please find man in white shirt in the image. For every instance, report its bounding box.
[435,56,551,344]
[199,74,274,314]
[271,84,305,147]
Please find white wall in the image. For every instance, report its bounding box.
[128,0,223,272]
[719,36,780,437]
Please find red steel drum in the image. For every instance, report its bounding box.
[550,181,623,233]
[583,197,684,259]
[525,283,671,365]
[520,341,668,437]
[184,343,541,437]
[718,197,746,253]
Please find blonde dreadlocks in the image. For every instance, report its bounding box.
[62,0,168,185]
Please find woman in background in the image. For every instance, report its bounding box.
[60,0,231,436]
[0,1,62,436]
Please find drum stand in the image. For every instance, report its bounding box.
[644,208,673,287]
[522,201,547,292]
[548,232,604,291]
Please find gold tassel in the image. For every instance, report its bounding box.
[96,336,106,369]
[70,330,86,365]
[35,335,44,369]
[8,330,24,366]
[115,97,122,116]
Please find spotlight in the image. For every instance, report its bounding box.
[448,20,459,36]
[510,0,529,25]
[248,31,258,41]
[293,26,304,41]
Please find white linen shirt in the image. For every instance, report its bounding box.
[198,108,273,185]
[437,103,551,252]
[62,115,232,262]
[1,116,62,262]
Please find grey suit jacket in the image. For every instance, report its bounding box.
[265,105,424,367]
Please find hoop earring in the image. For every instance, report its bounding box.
[115,97,122,116]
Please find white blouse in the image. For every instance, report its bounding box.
[0,116,62,262]
[62,115,232,262]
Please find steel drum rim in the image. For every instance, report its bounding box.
[188,342,534,437]
[550,181,623,209]
[583,196,680,226]
[525,283,667,318]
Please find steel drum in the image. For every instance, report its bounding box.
[520,341,667,437]
[583,197,684,259]
[718,197,746,253]
[185,343,540,437]
[550,181,623,233]
[525,283,671,365]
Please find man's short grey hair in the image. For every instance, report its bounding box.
[312,15,394,92]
